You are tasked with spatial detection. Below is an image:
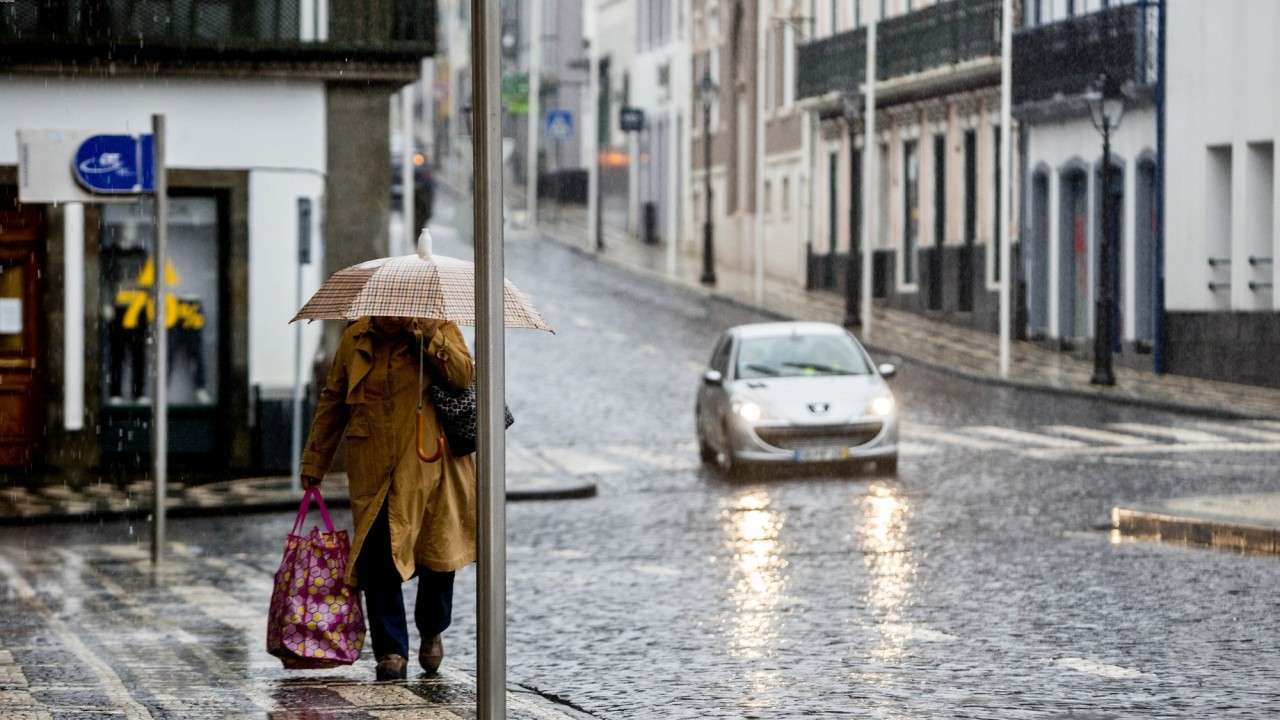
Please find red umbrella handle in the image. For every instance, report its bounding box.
[417,409,445,463]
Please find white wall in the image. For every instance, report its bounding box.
[0,76,328,389]
[1166,0,1280,312]
[1024,107,1156,339]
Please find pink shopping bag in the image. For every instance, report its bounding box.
[266,487,366,669]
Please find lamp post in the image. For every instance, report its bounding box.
[1087,73,1125,386]
[699,69,718,286]
[841,95,861,327]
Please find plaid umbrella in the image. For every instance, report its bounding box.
[291,229,553,332]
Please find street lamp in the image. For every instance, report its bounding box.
[841,95,861,327]
[699,69,718,286]
[1086,72,1126,386]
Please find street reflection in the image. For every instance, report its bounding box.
[721,489,788,661]
[858,483,916,663]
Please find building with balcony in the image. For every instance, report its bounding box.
[796,0,1015,333]
[1163,0,1278,388]
[0,0,433,476]
[1015,0,1158,361]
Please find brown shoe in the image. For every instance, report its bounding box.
[419,634,444,675]
[375,654,408,681]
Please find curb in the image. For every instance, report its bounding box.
[0,475,598,526]
[1112,505,1280,554]
[530,222,1275,422]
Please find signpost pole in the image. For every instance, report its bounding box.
[290,198,312,493]
[526,0,542,226]
[151,113,168,567]
[861,4,878,336]
[471,1,507,717]
[998,0,1013,378]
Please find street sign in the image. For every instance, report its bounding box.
[545,110,573,140]
[73,134,155,194]
[16,130,136,204]
[501,72,529,115]
[620,106,645,133]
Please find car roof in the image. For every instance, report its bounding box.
[727,321,849,340]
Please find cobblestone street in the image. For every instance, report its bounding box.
[2,203,1279,718]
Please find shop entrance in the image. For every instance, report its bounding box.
[0,193,44,468]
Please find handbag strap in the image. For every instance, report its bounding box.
[291,486,336,535]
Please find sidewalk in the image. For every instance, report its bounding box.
[1113,493,1280,554]
[0,535,585,719]
[528,199,1280,421]
[0,472,596,524]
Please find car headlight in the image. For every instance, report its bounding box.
[869,396,895,417]
[732,400,764,423]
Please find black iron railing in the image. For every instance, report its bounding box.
[876,0,1001,80]
[796,0,1000,102]
[796,28,866,101]
[0,0,433,60]
[1013,1,1158,105]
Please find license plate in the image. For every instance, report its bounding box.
[793,446,851,462]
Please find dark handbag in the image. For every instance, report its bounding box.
[428,382,514,457]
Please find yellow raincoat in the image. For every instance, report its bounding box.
[300,317,476,586]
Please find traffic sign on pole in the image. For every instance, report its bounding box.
[73,134,155,194]
[545,110,574,140]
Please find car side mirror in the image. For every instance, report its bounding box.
[878,363,897,380]
[703,369,724,386]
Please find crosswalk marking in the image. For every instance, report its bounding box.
[1042,425,1149,446]
[540,447,627,475]
[602,444,700,470]
[900,423,1012,450]
[1107,423,1228,444]
[1194,421,1280,442]
[966,426,1087,448]
[1025,440,1280,460]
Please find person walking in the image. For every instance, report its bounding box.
[299,315,475,681]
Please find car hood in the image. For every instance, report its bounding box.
[729,374,890,425]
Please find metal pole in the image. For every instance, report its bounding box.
[1091,119,1116,386]
[998,0,1013,377]
[526,0,542,225]
[586,5,600,253]
[701,88,716,286]
[861,5,877,335]
[1153,0,1166,374]
[63,202,85,431]
[753,5,766,305]
[291,198,311,492]
[151,114,168,566]
[470,1,506,716]
[402,88,415,254]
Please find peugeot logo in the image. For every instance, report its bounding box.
[808,402,830,415]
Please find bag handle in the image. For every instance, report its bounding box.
[291,486,336,535]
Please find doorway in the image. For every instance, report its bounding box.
[0,192,44,468]
[1096,161,1124,352]
[1029,170,1050,337]
[1134,159,1156,347]
[959,129,977,311]
[929,134,945,310]
[1059,168,1089,341]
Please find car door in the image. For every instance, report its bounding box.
[699,334,733,445]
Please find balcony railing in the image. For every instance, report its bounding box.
[876,0,1000,80]
[796,27,866,101]
[1013,2,1158,105]
[796,0,1000,102]
[0,0,433,63]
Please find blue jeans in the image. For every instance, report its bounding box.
[357,503,455,660]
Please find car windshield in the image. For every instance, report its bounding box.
[735,333,871,379]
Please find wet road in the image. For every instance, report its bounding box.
[4,198,1280,718]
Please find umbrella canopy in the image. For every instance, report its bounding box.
[291,229,552,332]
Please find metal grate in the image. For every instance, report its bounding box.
[756,423,885,451]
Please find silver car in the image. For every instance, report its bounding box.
[695,322,899,475]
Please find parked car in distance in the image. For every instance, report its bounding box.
[695,322,899,476]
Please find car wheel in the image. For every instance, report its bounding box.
[717,422,742,478]
[877,456,898,475]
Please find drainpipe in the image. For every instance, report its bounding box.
[1153,0,1167,374]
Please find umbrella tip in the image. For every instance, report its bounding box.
[417,228,433,260]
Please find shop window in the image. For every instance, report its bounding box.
[100,197,220,407]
